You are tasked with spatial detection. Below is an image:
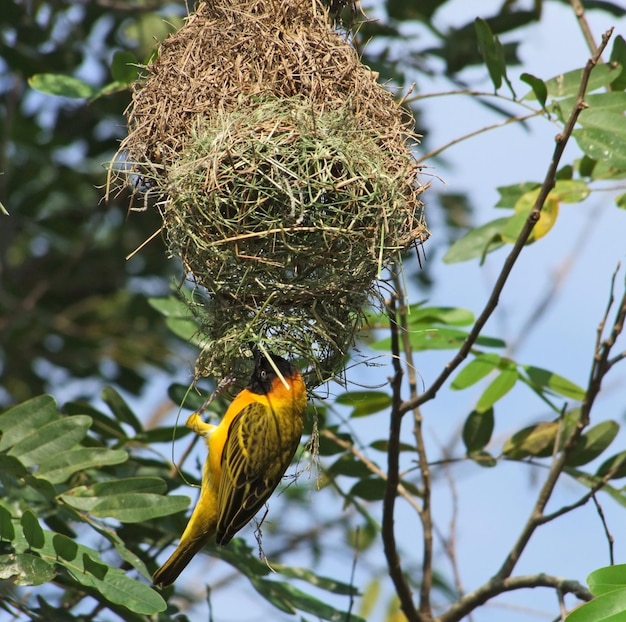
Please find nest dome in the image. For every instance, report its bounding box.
[115,0,428,384]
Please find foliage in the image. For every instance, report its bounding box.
[2,1,626,621]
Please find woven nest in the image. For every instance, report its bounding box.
[114,0,428,385]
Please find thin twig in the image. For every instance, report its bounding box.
[382,295,422,622]
[440,450,468,612]
[438,574,592,622]
[536,475,610,526]
[392,268,434,617]
[592,492,615,565]
[418,112,540,163]
[320,428,422,514]
[581,264,626,428]
[346,526,359,621]
[568,0,600,57]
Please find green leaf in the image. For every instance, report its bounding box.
[462,408,494,453]
[91,477,167,496]
[565,467,626,509]
[249,576,364,621]
[500,210,529,243]
[562,92,626,117]
[530,63,623,100]
[597,451,626,480]
[36,448,128,484]
[9,416,92,467]
[52,534,79,562]
[0,454,29,482]
[523,366,586,400]
[372,327,505,352]
[136,424,193,444]
[573,127,626,169]
[610,35,626,91]
[249,576,296,614]
[90,493,190,522]
[552,179,591,204]
[567,420,619,467]
[165,316,204,344]
[495,182,541,208]
[406,305,475,327]
[443,217,508,263]
[65,553,166,615]
[577,109,626,136]
[148,295,190,318]
[12,553,55,586]
[335,391,392,417]
[616,193,626,209]
[468,450,498,467]
[273,564,357,596]
[0,395,59,451]
[317,429,353,456]
[110,51,140,83]
[476,367,518,412]
[63,401,126,440]
[350,478,386,501]
[20,511,45,550]
[28,74,99,99]
[0,504,15,541]
[503,421,559,459]
[452,354,501,390]
[328,454,373,479]
[520,73,547,108]
[167,382,214,412]
[565,588,626,622]
[589,564,626,596]
[556,164,574,180]
[101,386,142,433]
[370,439,415,453]
[475,18,503,91]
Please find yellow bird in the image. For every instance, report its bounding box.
[152,351,307,587]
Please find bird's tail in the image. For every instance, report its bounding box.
[152,535,208,588]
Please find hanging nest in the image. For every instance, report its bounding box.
[113,0,428,385]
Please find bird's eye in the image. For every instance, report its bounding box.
[260,370,267,380]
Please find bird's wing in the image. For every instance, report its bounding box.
[216,400,298,545]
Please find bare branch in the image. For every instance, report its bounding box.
[382,295,422,622]
[581,264,626,427]
[439,452,468,608]
[536,475,609,526]
[568,0,600,56]
[320,428,422,514]
[438,574,592,622]
[392,270,435,617]
[592,492,615,565]
[418,112,540,163]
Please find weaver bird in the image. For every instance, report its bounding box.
[152,351,307,587]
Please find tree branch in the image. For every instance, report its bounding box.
[568,0,600,57]
[438,574,592,622]
[418,112,540,163]
[592,493,615,565]
[400,27,614,417]
[320,427,423,515]
[382,295,422,622]
[392,269,434,618]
